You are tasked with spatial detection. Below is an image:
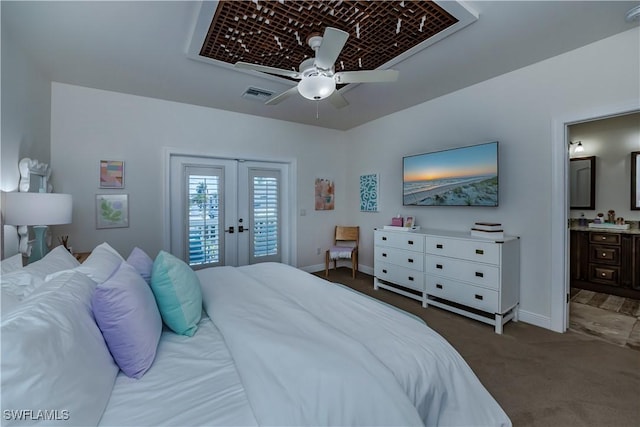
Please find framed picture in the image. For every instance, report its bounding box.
[96,194,129,229]
[100,160,124,189]
[315,178,335,210]
[404,216,414,228]
[360,173,379,212]
[632,152,639,210]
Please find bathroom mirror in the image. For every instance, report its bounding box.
[570,156,596,210]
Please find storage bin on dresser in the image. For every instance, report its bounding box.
[373,228,520,334]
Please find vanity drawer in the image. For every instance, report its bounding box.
[588,264,620,286]
[589,232,620,245]
[589,245,620,265]
[425,236,500,265]
[426,276,499,313]
[375,231,425,252]
[375,247,424,271]
[425,255,500,290]
[375,262,424,292]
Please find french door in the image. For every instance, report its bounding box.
[169,155,289,268]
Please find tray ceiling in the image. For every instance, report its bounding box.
[199,0,458,73]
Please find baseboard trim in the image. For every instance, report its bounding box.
[518,309,552,330]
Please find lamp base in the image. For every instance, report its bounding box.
[28,226,49,263]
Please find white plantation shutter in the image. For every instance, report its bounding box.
[185,167,223,268]
[249,169,280,263]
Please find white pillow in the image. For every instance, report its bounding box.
[1,271,119,426]
[1,246,80,299]
[74,242,124,284]
[1,254,24,274]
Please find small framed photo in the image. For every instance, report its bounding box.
[96,194,129,229]
[405,216,414,228]
[100,160,124,189]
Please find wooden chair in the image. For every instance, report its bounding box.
[325,226,359,278]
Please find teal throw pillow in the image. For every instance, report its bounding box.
[150,251,202,336]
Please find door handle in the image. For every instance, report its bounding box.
[225,226,234,234]
[238,225,244,233]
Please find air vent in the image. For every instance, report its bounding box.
[241,87,274,102]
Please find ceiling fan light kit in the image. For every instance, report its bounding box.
[297,75,336,100]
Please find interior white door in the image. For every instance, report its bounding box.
[170,155,288,268]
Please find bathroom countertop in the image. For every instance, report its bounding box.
[570,225,640,234]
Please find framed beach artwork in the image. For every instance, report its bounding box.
[315,178,334,210]
[96,194,129,229]
[632,152,639,210]
[100,160,124,189]
[360,173,379,212]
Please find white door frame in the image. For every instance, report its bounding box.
[163,147,298,267]
[550,99,639,333]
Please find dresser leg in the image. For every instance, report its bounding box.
[422,293,427,308]
[495,314,503,334]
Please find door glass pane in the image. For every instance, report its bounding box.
[187,173,220,267]
[252,172,279,260]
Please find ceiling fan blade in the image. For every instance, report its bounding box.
[265,86,299,106]
[235,62,301,79]
[314,27,349,70]
[334,70,399,84]
[328,91,349,109]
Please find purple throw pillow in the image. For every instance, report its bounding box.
[126,247,153,284]
[92,261,162,379]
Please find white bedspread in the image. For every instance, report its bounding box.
[198,263,511,427]
[98,316,257,427]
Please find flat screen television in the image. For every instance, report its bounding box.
[403,141,499,206]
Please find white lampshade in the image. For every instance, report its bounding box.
[297,75,336,100]
[3,192,73,226]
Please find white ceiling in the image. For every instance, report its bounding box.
[3,1,638,130]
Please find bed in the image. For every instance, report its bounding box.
[1,243,511,427]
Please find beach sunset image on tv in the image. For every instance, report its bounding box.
[403,142,498,206]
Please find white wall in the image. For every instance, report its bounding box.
[1,20,52,257]
[50,84,350,265]
[569,112,640,221]
[345,28,640,327]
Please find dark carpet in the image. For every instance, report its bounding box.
[314,268,640,427]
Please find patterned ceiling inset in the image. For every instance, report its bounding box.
[200,0,458,73]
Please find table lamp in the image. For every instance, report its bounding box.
[3,192,73,263]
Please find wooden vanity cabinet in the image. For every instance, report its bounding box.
[570,230,640,299]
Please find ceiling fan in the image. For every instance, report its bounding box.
[235,27,399,109]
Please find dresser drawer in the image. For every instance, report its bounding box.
[589,245,620,265]
[589,232,620,245]
[425,236,500,265]
[426,276,499,313]
[588,264,619,286]
[375,262,424,292]
[425,255,500,290]
[375,247,424,271]
[375,231,425,252]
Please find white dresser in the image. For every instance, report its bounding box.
[373,228,520,334]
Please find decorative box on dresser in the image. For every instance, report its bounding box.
[374,228,520,334]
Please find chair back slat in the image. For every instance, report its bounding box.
[335,226,359,244]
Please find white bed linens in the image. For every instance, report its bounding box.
[98,315,257,427]
[198,263,511,427]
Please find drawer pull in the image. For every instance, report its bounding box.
[382,236,387,241]
[408,276,414,281]
[475,272,484,278]
[436,284,443,289]
[436,244,443,249]
[475,294,484,300]
[408,258,414,263]
[601,272,606,277]
[382,269,387,274]
[408,240,414,245]
[382,253,387,257]
[436,264,443,269]
[476,249,484,255]
[602,252,607,257]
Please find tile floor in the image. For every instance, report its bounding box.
[570,288,640,350]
